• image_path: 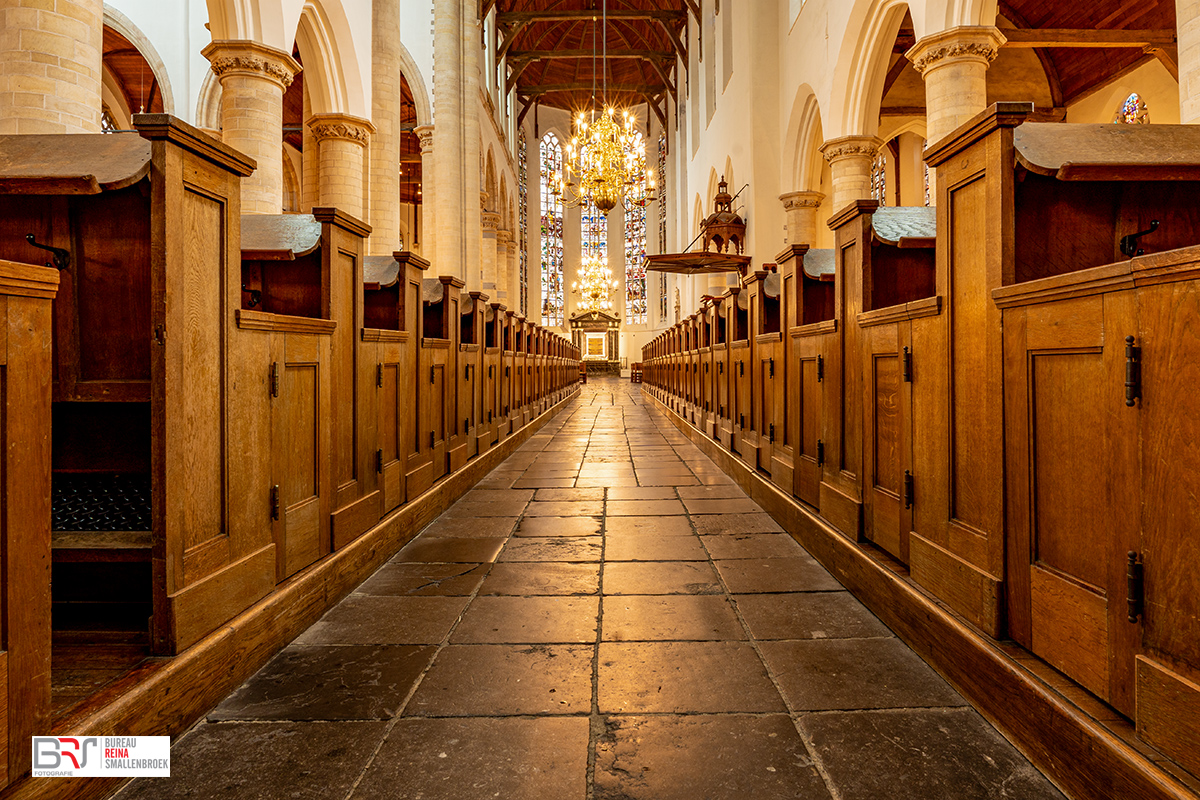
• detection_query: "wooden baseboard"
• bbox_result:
[1,388,580,800]
[648,391,1198,800]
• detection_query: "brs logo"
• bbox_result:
[33,737,99,770]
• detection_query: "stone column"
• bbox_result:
[370,0,402,254]
[481,210,500,294]
[819,136,883,212]
[1180,0,1200,123]
[0,0,103,133]
[906,26,1006,146]
[779,191,826,247]
[502,234,518,306]
[463,7,483,285]
[301,84,318,212]
[433,0,464,277]
[414,124,435,258]
[308,113,374,219]
[203,40,301,214]
[496,229,513,303]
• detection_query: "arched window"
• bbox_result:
[871,151,887,206]
[659,132,668,321]
[518,129,528,317]
[625,136,648,325]
[540,132,564,327]
[1115,92,1149,124]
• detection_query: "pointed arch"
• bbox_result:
[784,86,825,193]
[205,0,287,48]
[294,0,366,117]
[830,0,914,138]
[103,7,176,116]
[394,40,432,127]
[924,0,998,30]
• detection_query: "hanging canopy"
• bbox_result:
[645,251,751,276]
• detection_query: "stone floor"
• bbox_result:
[117,377,1066,800]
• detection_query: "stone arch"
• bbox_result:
[195,70,222,130]
[498,172,508,226]
[395,41,432,127]
[693,193,705,238]
[784,87,825,193]
[294,0,367,117]
[205,0,288,48]
[924,0,998,30]
[103,7,176,116]
[485,148,497,211]
[830,0,914,138]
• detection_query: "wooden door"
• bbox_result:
[376,341,405,513]
[1005,292,1139,714]
[273,332,331,580]
[793,335,825,508]
[758,340,780,474]
[430,358,448,480]
[862,322,912,563]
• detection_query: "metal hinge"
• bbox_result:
[270,362,280,398]
[270,485,280,521]
[739,413,745,428]
[376,364,384,388]
[430,365,436,384]
[489,365,494,378]
[1125,336,1142,407]
[1127,552,1144,623]
[739,360,744,377]
[488,410,493,422]
[505,366,510,377]
[904,471,914,509]
[769,423,776,443]
[768,358,775,378]
[376,449,384,473]
[816,355,824,383]
[816,439,825,466]
[429,431,435,448]
[902,347,912,383]
[464,418,470,434]
[465,364,472,381]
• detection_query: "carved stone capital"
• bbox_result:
[480,191,490,212]
[819,135,884,165]
[496,228,513,244]
[482,212,501,231]
[779,190,826,210]
[414,124,435,154]
[307,113,375,145]
[905,26,1007,76]
[202,40,301,90]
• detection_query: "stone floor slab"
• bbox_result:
[500,537,603,562]
[355,562,488,597]
[692,512,784,534]
[395,537,507,563]
[606,499,687,516]
[594,715,830,800]
[701,533,807,560]
[602,595,746,641]
[353,717,590,800]
[407,644,593,716]
[451,596,599,643]
[715,557,844,593]
[798,707,1066,800]
[604,561,722,595]
[682,497,762,515]
[735,592,894,640]
[418,516,519,539]
[514,516,603,537]
[604,534,708,561]
[598,641,786,713]
[604,516,696,537]
[295,595,469,646]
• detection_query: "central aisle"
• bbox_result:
[118,377,1064,800]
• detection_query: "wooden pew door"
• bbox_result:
[1004,293,1139,715]
[861,320,913,563]
[376,339,406,513]
[793,333,825,508]
[272,332,332,580]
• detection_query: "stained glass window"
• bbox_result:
[540,132,564,327]
[625,143,648,325]
[582,199,607,265]
[518,129,528,317]
[1115,92,1149,124]
[871,151,887,206]
[659,132,668,322]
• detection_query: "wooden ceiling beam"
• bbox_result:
[497,10,685,24]
[497,20,529,59]
[1002,29,1176,48]
[518,83,662,98]
[508,48,675,63]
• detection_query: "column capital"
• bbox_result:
[202,40,301,90]
[414,124,435,153]
[905,26,1007,77]
[307,113,375,145]
[779,190,826,210]
[482,211,501,231]
[819,135,883,165]
[496,228,513,244]
[480,191,491,211]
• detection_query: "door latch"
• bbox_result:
[769,423,776,443]
[376,363,384,388]
[270,362,280,398]
[270,485,280,521]
[768,358,775,378]
[376,449,384,473]
[902,347,913,383]
[816,439,825,466]
[816,355,824,383]
[1125,336,1141,407]
[904,471,914,509]
[1127,551,1144,623]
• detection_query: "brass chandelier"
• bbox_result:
[572,251,618,313]
[551,0,656,215]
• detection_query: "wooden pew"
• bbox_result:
[711,293,733,450]
[412,275,464,491]
[745,266,786,480]
[363,251,426,514]
[0,116,258,659]
[698,299,717,439]
[929,106,1200,769]
[781,245,836,509]
[500,309,516,438]
[0,260,58,786]
[484,303,505,445]
[728,287,752,461]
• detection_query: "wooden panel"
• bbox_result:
[0,653,8,788]
[333,249,357,490]
[948,175,989,532]
[909,533,1002,638]
[872,354,902,496]
[1031,566,1109,699]
[178,189,225,552]
[280,359,321,579]
[166,544,274,654]
[794,340,822,508]
[1136,656,1200,779]
[331,491,381,550]
[1138,281,1200,669]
